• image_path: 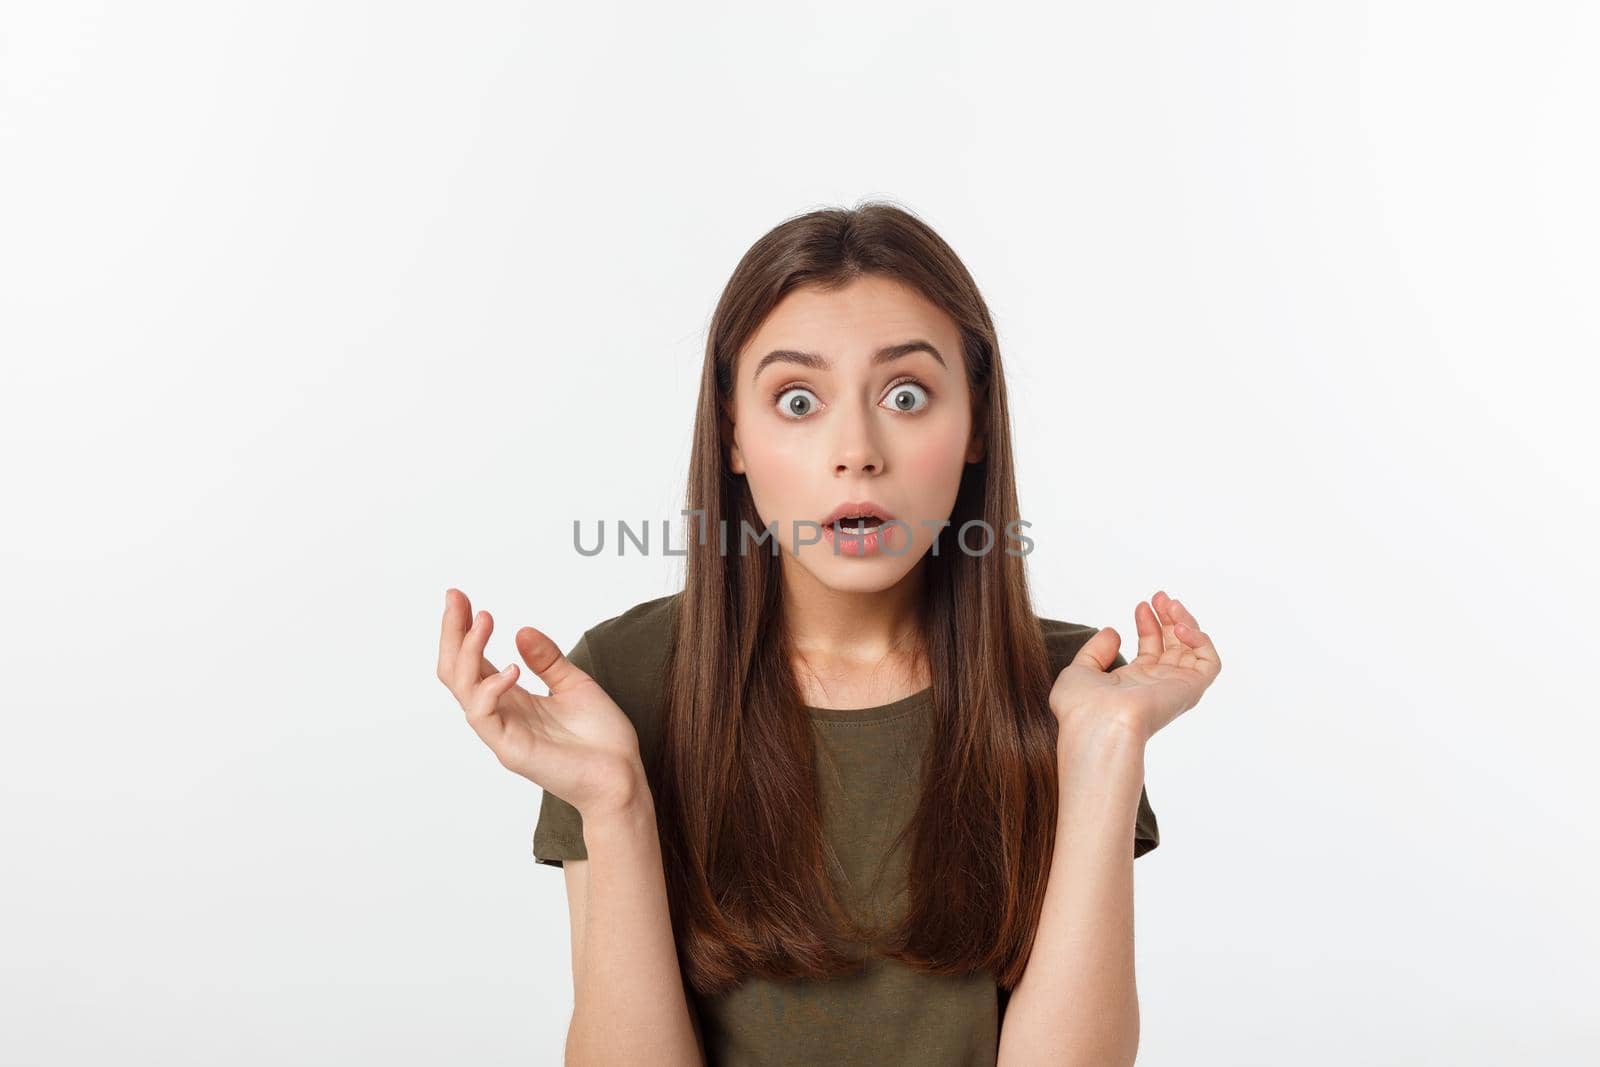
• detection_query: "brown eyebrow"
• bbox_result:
[751,339,948,384]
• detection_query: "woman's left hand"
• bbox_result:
[1049,590,1222,746]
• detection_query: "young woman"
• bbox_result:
[436,202,1222,1066]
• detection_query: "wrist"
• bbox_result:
[580,781,661,860]
[578,756,653,825]
[1058,712,1147,774]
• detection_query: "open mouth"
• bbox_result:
[818,502,894,554]
[829,515,885,533]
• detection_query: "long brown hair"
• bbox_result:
[651,200,1059,997]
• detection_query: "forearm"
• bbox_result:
[997,722,1147,1067]
[567,777,703,1066]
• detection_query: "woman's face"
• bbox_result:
[727,274,984,595]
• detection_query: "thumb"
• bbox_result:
[1070,626,1123,673]
[514,626,592,694]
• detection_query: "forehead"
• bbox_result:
[738,275,961,374]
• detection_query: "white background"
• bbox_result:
[3,2,1597,1064]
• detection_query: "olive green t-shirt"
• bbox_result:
[532,592,1160,1066]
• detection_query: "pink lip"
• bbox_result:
[820,521,896,557]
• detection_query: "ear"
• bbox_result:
[719,398,745,475]
[965,402,987,463]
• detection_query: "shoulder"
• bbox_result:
[1036,613,1129,674]
[576,590,680,670]
[571,591,681,754]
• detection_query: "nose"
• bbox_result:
[832,401,884,476]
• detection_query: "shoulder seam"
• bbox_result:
[582,623,610,692]
[1039,615,1097,636]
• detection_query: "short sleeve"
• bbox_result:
[1134,784,1160,858]
[531,629,599,868]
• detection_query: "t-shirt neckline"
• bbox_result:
[804,686,932,723]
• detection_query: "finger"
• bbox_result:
[437,587,473,684]
[474,650,534,717]
[453,609,495,693]
[1150,590,1183,650]
[466,661,520,737]
[1133,600,1164,660]
[1168,595,1201,631]
[1169,598,1221,672]
[515,625,592,695]
[1069,626,1122,672]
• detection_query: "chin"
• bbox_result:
[794,552,923,595]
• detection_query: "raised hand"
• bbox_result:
[1049,590,1222,745]
[436,588,644,818]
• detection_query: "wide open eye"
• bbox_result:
[882,380,930,414]
[775,386,821,419]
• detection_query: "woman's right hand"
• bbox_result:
[437,588,644,818]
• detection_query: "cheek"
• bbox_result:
[742,429,810,480]
[904,419,971,495]
[738,422,812,509]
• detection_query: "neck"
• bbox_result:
[778,556,928,661]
